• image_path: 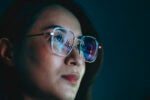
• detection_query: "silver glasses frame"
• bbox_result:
[26,26,101,63]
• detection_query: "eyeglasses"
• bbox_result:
[26,26,102,63]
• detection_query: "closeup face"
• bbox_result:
[16,5,85,100]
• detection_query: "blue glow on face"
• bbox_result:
[58,44,64,53]
[51,27,99,62]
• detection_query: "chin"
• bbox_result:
[55,92,76,100]
[59,96,75,100]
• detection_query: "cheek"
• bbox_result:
[26,41,49,65]
[19,40,63,88]
[80,64,86,80]
[24,38,54,68]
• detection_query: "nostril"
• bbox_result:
[70,62,76,65]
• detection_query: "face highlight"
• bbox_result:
[16,5,85,100]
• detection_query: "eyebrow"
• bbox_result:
[42,24,63,31]
[25,25,61,37]
[42,24,82,38]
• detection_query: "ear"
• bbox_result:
[0,38,14,66]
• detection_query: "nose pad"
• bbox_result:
[64,47,84,66]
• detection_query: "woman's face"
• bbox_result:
[16,5,85,100]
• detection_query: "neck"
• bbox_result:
[22,93,61,100]
[23,95,36,100]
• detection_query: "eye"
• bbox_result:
[77,40,84,49]
[80,42,86,51]
[54,31,64,43]
[55,34,63,42]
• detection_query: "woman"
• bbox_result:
[0,0,103,100]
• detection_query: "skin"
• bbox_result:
[14,5,86,100]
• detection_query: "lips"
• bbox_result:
[62,74,79,85]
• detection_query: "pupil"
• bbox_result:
[55,34,63,43]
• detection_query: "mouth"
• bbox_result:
[62,74,79,85]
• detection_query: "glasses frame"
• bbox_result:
[26,26,101,63]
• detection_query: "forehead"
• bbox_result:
[29,5,82,37]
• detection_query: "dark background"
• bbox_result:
[0,0,150,100]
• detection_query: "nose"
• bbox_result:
[64,47,84,66]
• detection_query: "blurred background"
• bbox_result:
[0,0,150,100]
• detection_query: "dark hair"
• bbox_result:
[0,0,103,100]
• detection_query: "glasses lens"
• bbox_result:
[51,28,74,56]
[80,36,98,62]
